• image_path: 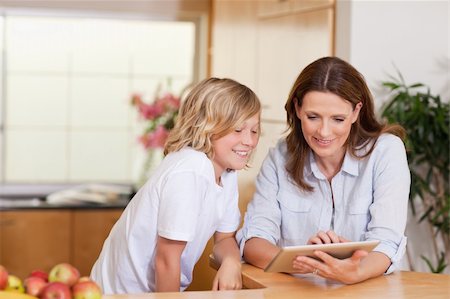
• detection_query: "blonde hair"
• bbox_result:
[164,78,261,158]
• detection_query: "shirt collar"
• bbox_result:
[306,149,360,179]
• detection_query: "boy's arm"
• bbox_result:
[212,231,242,290]
[243,237,281,269]
[155,236,187,292]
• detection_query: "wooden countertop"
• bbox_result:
[103,263,450,298]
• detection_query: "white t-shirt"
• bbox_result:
[90,147,241,294]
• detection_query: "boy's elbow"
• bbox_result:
[155,252,178,273]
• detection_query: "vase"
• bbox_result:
[136,148,164,188]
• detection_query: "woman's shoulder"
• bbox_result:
[272,138,288,156]
[359,133,407,162]
[259,138,288,171]
[375,133,405,149]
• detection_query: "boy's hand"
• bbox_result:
[212,257,242,290]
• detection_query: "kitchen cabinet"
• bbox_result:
[257,0,333,18]
[0,210,71,279]
[257,8,334,121]
[0,208,122,278]
[72,209,122,276]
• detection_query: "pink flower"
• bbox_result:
[139,102,164,120]
[131,93,143,106]
[131,89,180,149]
[156,93,181,112]
[139,125,169,149]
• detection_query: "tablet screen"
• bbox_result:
[264,240,380,273]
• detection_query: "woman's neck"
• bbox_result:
[314,150,346,182]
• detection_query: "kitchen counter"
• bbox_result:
[0,183,132,210]
[0,197,130,210]
[102,263,450,298]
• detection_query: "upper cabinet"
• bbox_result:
[257,0,333,18]
[257,8,334,121]
[211,0,334,122]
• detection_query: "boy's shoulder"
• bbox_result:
[165,147,211,172]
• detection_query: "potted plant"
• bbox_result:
[381,72,449,273]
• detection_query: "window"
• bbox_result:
[0,14,195,184]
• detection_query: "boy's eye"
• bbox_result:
[235,128,242,132]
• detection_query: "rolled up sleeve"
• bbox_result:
[236,146,283,257]
[365,135,411,274]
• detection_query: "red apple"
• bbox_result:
[40,282,71,299]
[0,265,8,290]
[29,269,49,282]
[48,263,80,286]
[72,280,102,299]
[24,276,47,297]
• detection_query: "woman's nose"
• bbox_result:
[318,121,331,136]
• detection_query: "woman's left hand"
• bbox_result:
[212,257,242,290]
[293,249,368,284]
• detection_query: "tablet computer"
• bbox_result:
[264,240,380,273]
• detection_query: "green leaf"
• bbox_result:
[382,70,449,273]
[409,83,425,89]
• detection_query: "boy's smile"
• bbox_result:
[211,113,260,184]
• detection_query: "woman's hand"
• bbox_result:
[212,256,242,290]
[293,249,368,284]
[307,230,349,245]
[291,230,349,274]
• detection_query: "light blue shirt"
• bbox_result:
[237,134,410,273]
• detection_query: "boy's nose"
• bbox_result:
[242,131,257,146]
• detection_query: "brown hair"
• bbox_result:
[284,56,404,191]
[164,77,261,159]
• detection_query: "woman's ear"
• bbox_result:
[352,102,363,123]
[294,98,302,119]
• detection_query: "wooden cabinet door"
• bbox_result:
[72,209,123,276]
[257,8,334,122]
[0,210,71,279]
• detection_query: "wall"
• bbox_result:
[335,0,449,273]
[336,0,449,107]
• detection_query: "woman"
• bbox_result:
[237,57,410,284]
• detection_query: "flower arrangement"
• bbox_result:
[131,90,181,149]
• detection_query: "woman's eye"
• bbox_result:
[235,128,242,132]
[334,118,345,122]
[307,116,317,120]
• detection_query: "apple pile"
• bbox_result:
[0,263,102,299]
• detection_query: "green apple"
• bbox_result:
[5,275,24,293]
[48,263,80,287]
[72,280,102,299]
